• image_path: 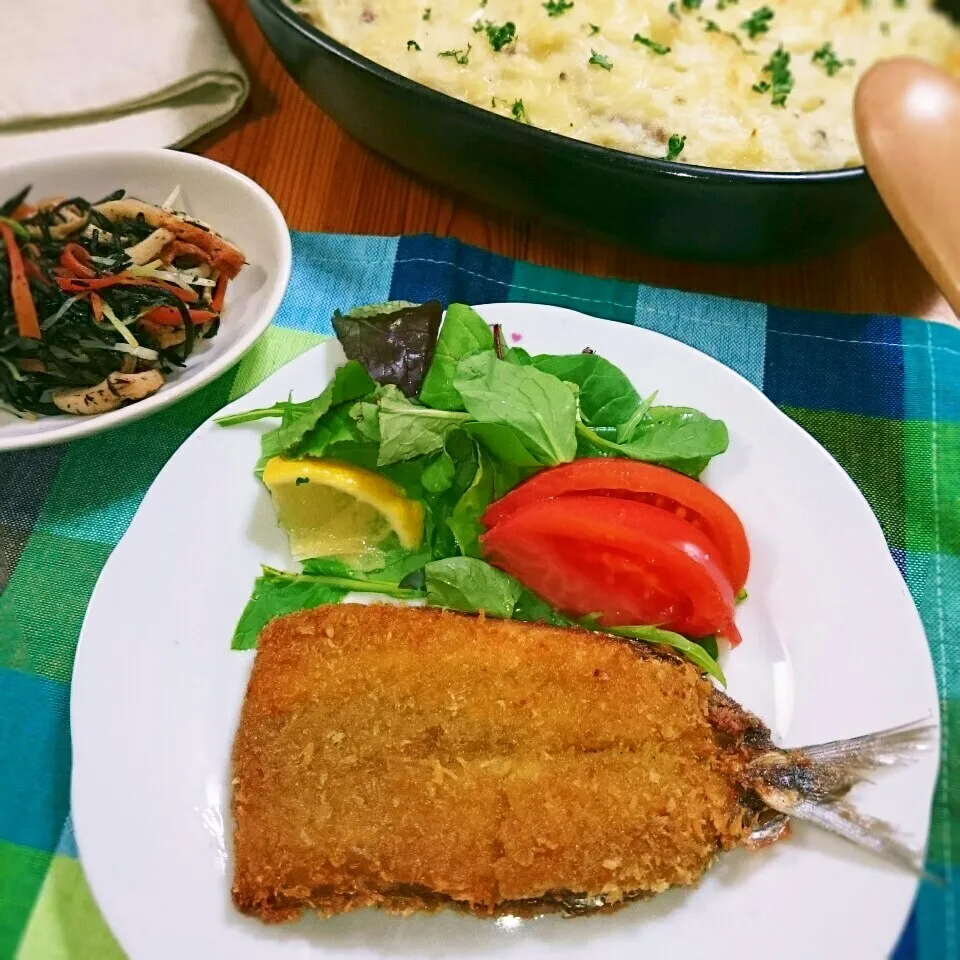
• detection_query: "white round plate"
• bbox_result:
[71,304,939,960]
[0,148,291,451]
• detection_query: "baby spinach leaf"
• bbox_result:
[448,447,495,557]
[454,351,577,465]
[424,557,523,618]
[422,448,456,493]
[615,389,657,442]
[419,303,494,410]
[532,353,641,426]
[576,405,728,477]
[231,572,347,650]
[377,398,471,465]
[607,625,726,684]
[462,421,542,467]
[513,589,578,626]
[333,300,443,397]
[503,345,533,366]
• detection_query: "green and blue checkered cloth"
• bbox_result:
[1,233,958,959]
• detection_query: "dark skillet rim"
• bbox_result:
[258,0,869,187]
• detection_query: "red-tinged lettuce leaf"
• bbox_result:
[332,300,443,397]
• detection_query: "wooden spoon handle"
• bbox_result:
[855,58,960,319]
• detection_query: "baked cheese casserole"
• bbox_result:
[294,0,960,171]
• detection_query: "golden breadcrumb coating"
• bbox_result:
[231,604,753,922]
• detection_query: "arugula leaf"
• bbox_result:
[424,557,523,618]
[454,351,577,465]
[332,300,442,397]
[377,398,471,466]
[532,353,641,427]
[244,361,376,472]
[576,406,728,477]
[448,447,495,557]
[608,625,726,684]
[231,572,347,650]
[420,303,495,410]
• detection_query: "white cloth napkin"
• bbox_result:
[0,0,250,165]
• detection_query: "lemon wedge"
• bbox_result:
[261,457,424,562]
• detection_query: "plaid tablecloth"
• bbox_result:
[1,233,958,959]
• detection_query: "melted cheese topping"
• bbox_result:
[296,0,960,171]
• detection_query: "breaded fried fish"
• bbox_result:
[231,604,931,922]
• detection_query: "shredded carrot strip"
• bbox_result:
[1,223,41,339]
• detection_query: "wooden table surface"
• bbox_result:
[201,0,957,326]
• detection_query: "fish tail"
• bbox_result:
[744,720,938,878]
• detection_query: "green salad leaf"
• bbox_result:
[230,570,348,650]
[577,405,728,477]
[448,447,495,557]
[376,397,470,465]
[462,421,542,467]
[424,557,523,618]
[532,352,641,426]
[422,448,457,493]
[419,303,494,410]
[608,625,726,684]
[454,351,578,465]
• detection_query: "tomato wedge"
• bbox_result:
[482,458,750,592]
[481,494,740,644]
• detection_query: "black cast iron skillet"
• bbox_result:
[248,0,960,263]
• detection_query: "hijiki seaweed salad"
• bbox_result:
[0,186,246,419]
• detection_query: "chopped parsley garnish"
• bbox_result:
[879,20,891,34]
[811,42,854,76]
[665,134,686,160]
[893,0,906,6]
[702,18,721,31]
[740,6,774,38]
[407,40,421,51]
[588,23,601,34]
[438,44,471,65]
[717,0,739,8]
[859,0,872,7]
[588,49,613,70]
[666,133,687,160]
[682,0,703,8]
[511,99,531,122]
[668,1,680,17]
[543,0,574,15]
[485,21,517,51]
[634,34,671,54]
[753,45,793,106]
[422,7,431,20]
[295,477,310,486]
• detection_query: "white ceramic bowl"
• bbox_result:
[0,148,291,451]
